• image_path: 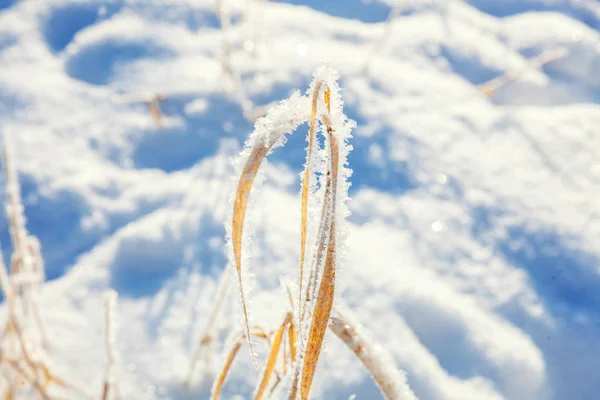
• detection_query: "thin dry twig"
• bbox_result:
[147,93,166,126]
[329,308,417,400]
[186,266,233,386]
[477,47,569,96]
[102,290,120,400]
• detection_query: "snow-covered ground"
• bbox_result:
[0,0,599,398]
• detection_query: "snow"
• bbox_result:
[0,0,599,399]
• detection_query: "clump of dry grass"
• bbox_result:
[0,137,83,399]
[187,66,417,400]
[0,137,119,400]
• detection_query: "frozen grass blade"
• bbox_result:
[288,319,297,365]
[210,328,269,400]
[292,65,356,400]
[0,249,13,315]
[298,81,322,333]
[26,237,49,351]
[289,80,338,400]
[230,93,309,367]
[282,329,288,376]
[301,154,333,324]
[299,111,339,400]
[330,308,417,400]
[232,143,270,368]
[2,137,31,276]
[2,137,48,349]
[254,313,292,400]
[284,283,297,365]
[210,335,243,400]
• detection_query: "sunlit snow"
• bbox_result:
[0,0,599,399]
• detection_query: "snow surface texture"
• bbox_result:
[0,0,599,399]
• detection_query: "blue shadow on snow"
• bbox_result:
[0,0,15,12]
[66,38,175,86]
[471,205,600,321]
[253,76,418,196]
[464,0,599,30]
[0,174,94,281]
[271,0,391,23]
[132,94,252,172]
[110,212,227,298]
[43,2,122,53]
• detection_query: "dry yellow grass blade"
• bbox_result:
[147,93,165,126]
[211,336,243,400]
[289,83,336,400]
[301,86,333,322]
[329,311,416,400]
[282,330,288,376]
[231,89,313,367]
[6,309,58,392]
[284,283,296,367]
[254,313,291,400]
[301,158,333,325]
[232,143,272,367]
[298,81,322,327]
[101,382,109,400]
[5,360,50,400]
[211,329,270,400]
[299,121,339,400]
[288,323,297,364]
